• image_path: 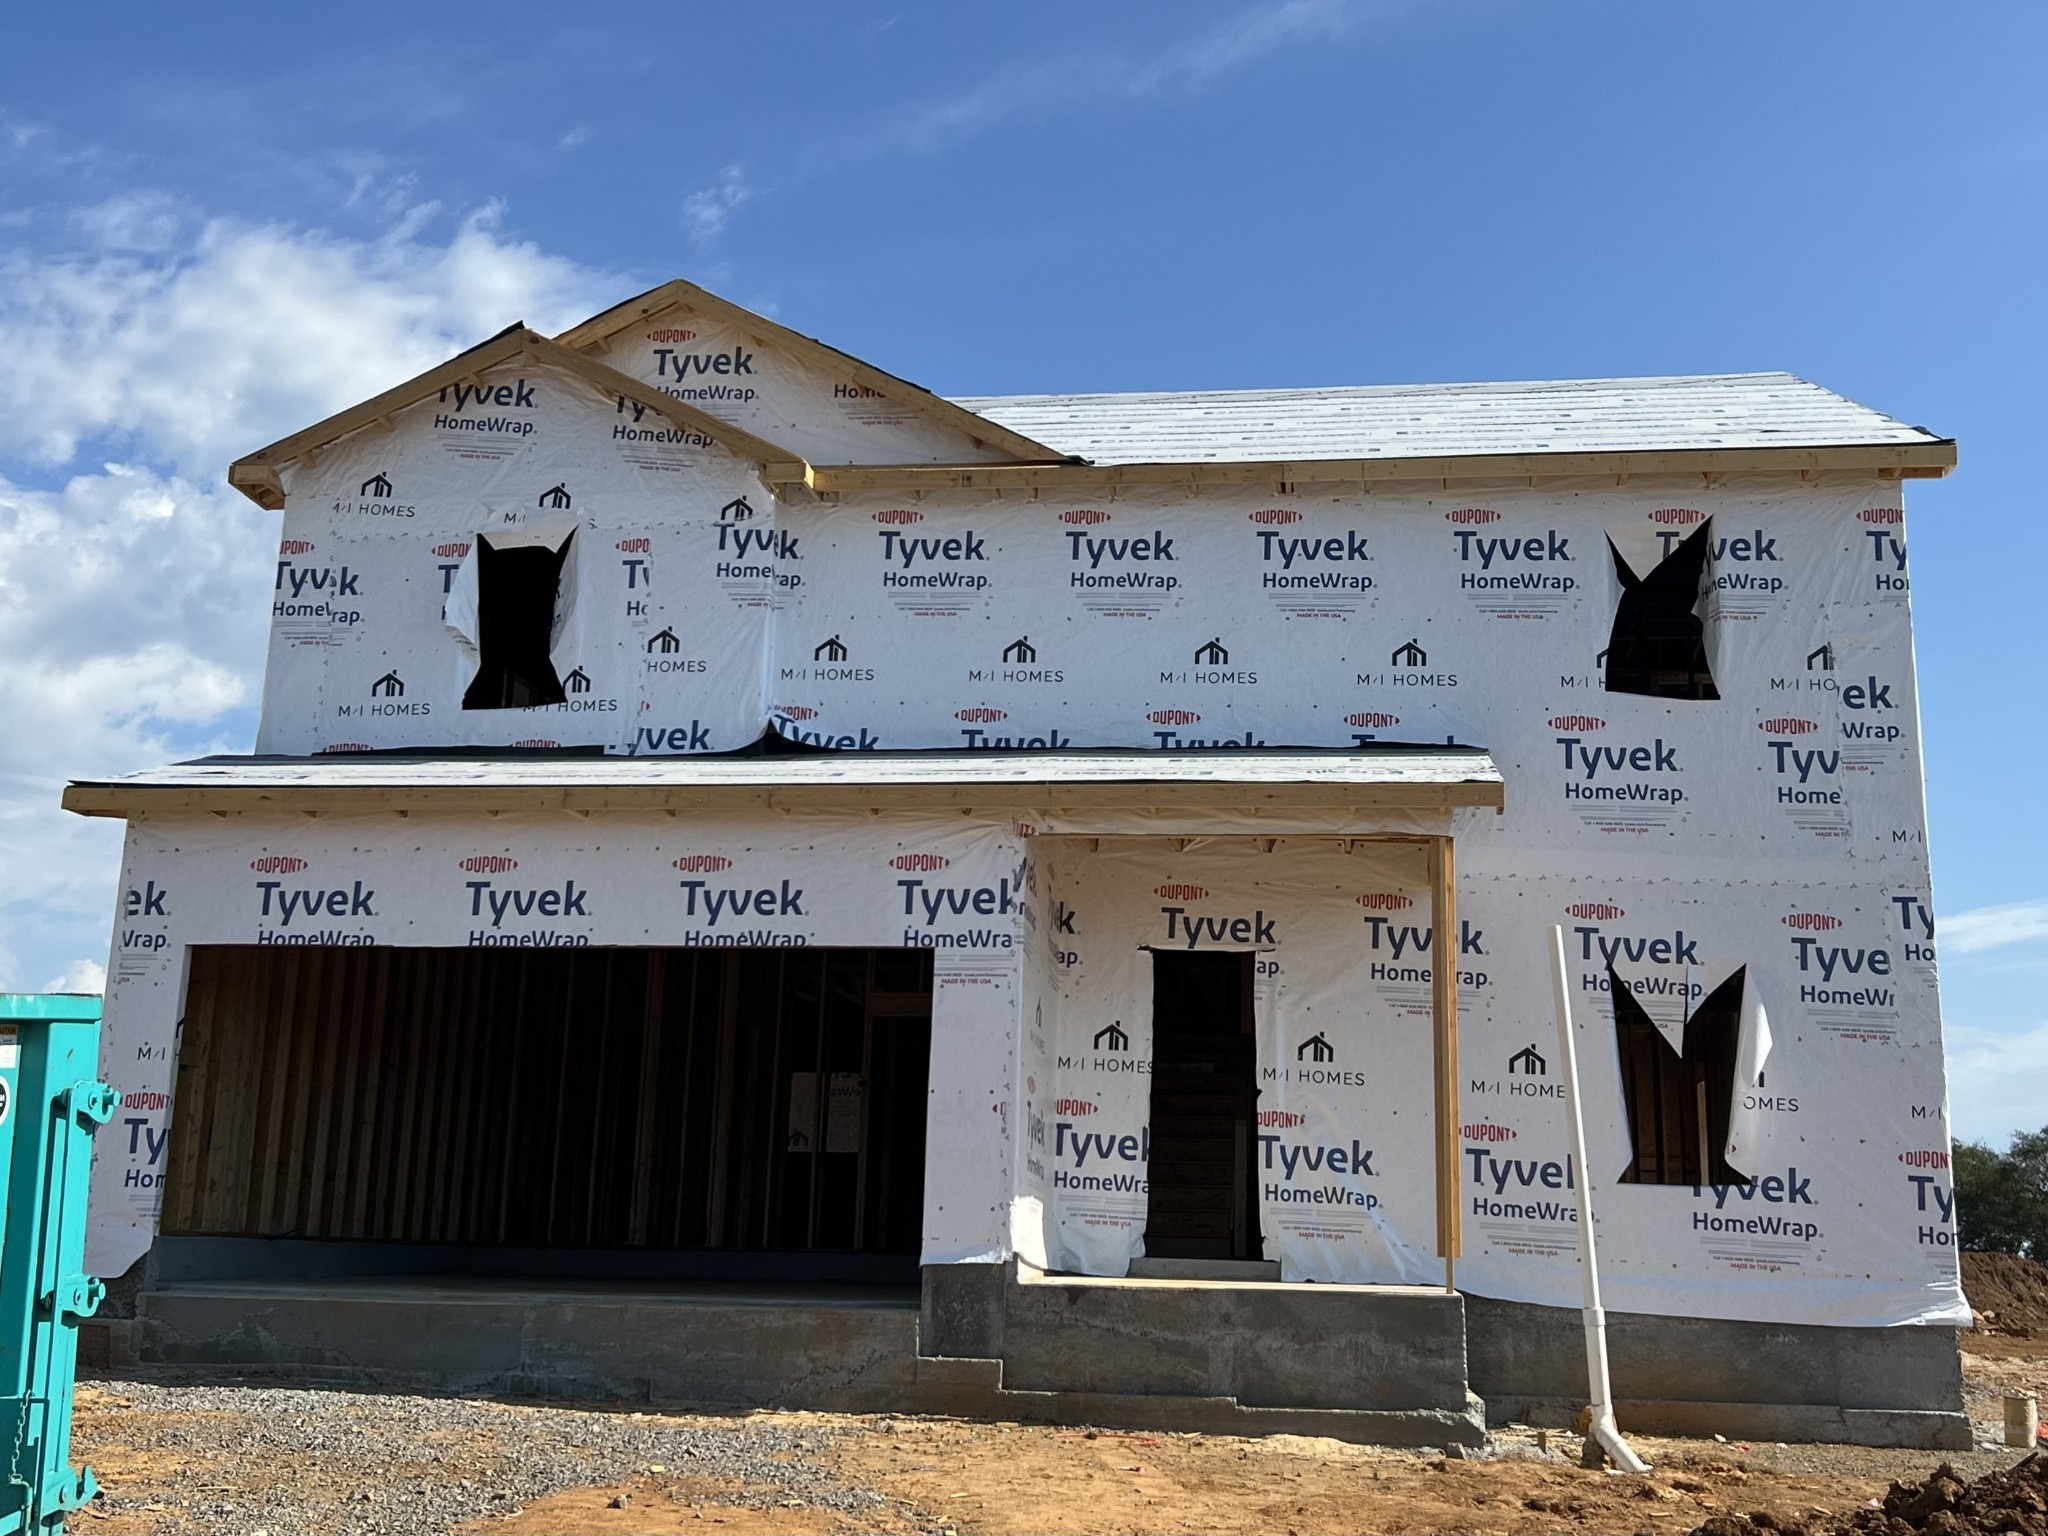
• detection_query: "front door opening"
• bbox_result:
[1144,950,1261,1261]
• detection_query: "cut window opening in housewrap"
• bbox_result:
[1612,964,1750,1188]
[462,530,572,710]
[1604,520,1720,701]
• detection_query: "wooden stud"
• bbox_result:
[1429,836,1463,1279]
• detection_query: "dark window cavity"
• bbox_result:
[1604,520,1719,700]
[1612,965,1750,1187]
[463,531,572,710]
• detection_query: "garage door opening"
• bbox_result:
[160,946,932,1280]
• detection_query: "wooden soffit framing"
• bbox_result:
[226,326,816,510]
[794,439,1958,495]
[554,279,1076,467]
[64,779,1501,819]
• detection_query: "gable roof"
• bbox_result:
[554,279,1072,465]
[952,372,1954,468]
[227,325,813,509]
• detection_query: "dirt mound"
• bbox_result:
[1964,1251,2048,1337]
[1691,1454,2048,1536]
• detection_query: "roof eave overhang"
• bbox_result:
[555,279,1077,466]
[62,776,1504,820]
[226,327,817,510]
[797,439,1958,494]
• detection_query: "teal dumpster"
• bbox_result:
[0,995,118,1534]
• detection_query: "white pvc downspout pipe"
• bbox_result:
[1549,925,1650,1475]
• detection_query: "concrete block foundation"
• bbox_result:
[94,1250,1969,1450]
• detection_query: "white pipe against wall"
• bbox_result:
[1548,924,1650,1475]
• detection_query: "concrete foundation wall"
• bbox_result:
[1464,1294,1970,1449]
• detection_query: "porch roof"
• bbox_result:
[62,747,1504,818]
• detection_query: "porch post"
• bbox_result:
[1428,835,1463,1291]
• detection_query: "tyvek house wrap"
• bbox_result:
[128,330,1960,1328]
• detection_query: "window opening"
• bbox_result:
[1612,965,1749,1187]
[463,530,572,709]
[1604,520,1719,700]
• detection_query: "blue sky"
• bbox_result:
[1,2,2042,1141]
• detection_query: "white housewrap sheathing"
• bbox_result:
[79,291,1964,1335]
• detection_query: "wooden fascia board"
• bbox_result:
[555,279,1073,465]
[227,328,532,507]
[803,440,1958,493]
[62,779,1505,819]
[224,329,814,509]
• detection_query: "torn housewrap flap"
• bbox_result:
[441,509,583,672]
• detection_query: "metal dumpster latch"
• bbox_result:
[61,1081,119,1128]
[42,1276,104,1325]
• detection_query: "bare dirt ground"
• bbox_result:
[65,1342,2043,1536]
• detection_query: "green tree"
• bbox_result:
[1953,1128,2048,1257]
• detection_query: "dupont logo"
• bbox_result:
[510,738,559,749]
[1248,508,1302,525]
[1858,507,1904,525]
[432,542,471,559]
[645,328,697,344]
[1761,718,1819,734]
[251,856,309,874]
[1258,1110,1307,1128]
[1650,508,1706,525]
[1059,509,1110,525]
[890,853,950,872]
[1345,711,1400,729]
[1548,715,1605,732]
[1463,1121,1518,1143]
[458,855,517,874]
[616,537,651,554]
[1565,901,1625,920]
[1147,709,1200,725]
[955,707,1007,723]
[1783,913,1843,932]
[317,743,371,753]
[1444,508,1501,525]
[672,855,734,873]
[1355,893,1415,911]
[774,705,818,721]
[278,539,314,555]
[1899,1149,1951,1170]
[1154,883,1209,901]
[872,508,923,525]
[1054,1098,1099,1117]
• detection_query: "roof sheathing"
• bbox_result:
[950,372,1951,466]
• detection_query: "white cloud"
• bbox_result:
[0,206,618,988]
[1131,0,1368,93]
[1946,1017,2048,1145]
[1940,898,2048,955]
[827,0,1384,163]
[0,201,615,475]
[42,958,106,994]
[683,167,751,246]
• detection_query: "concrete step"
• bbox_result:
[1126,1258,1281,1282]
